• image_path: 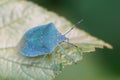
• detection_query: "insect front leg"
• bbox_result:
[52,50,63,75]
[58,45,76,64]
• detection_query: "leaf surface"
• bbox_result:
[0,0,112,80]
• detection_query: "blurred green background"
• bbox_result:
[30,0,120,80]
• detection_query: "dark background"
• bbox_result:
[30,0,120,80]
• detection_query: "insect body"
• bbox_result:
[20,23,67,57]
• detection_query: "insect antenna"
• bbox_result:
[63,19,83,35]
[63,19,84,59]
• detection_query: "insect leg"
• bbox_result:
[29,54,47,66]
[64,41,83,58]
[52,50,57,74]
[58,45,76,64]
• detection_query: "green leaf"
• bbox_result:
[0,0,112,80]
